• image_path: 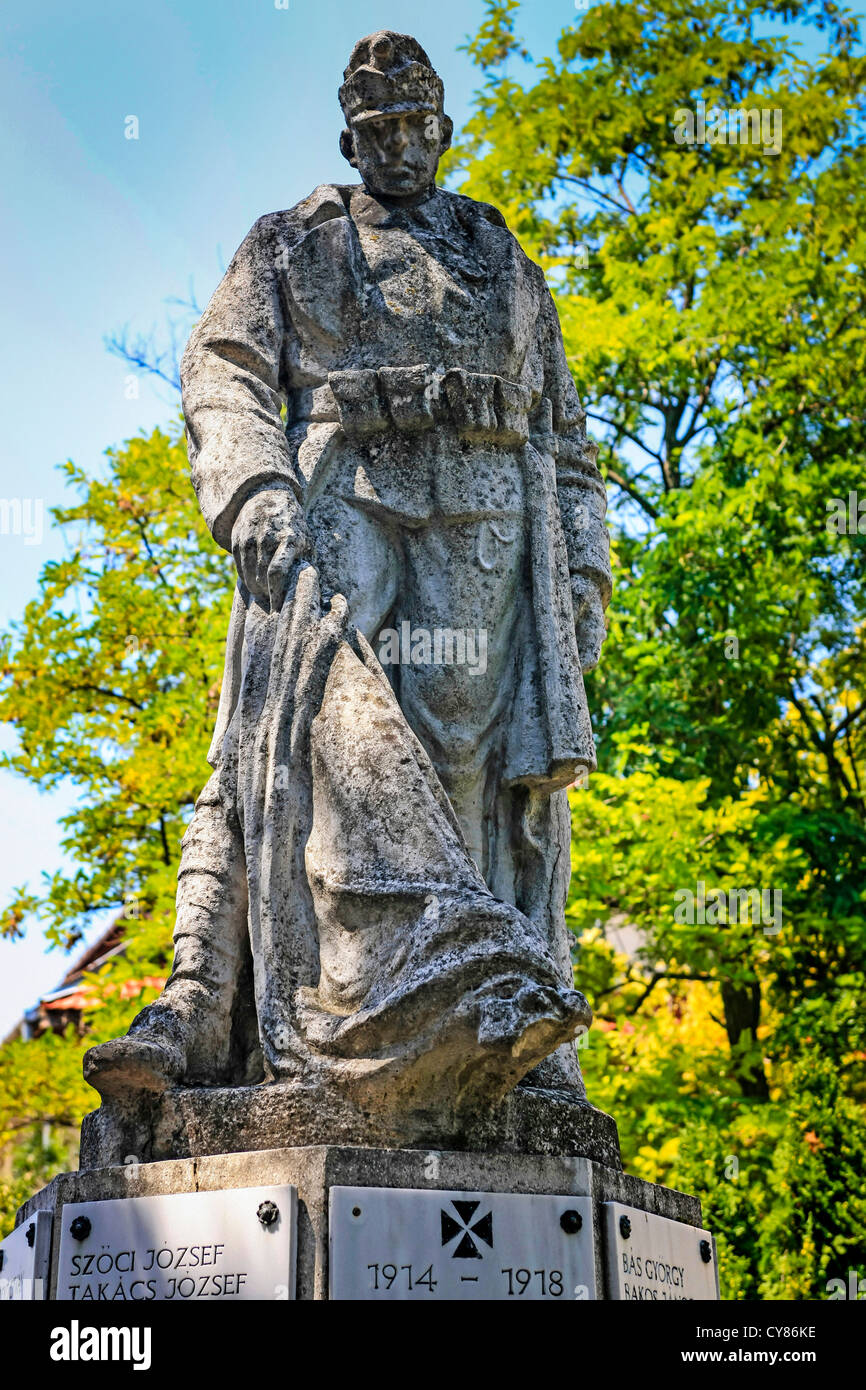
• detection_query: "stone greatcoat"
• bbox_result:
[172,181,611,1114]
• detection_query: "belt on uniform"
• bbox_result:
[292,366,534,446]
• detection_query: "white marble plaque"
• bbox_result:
[56,1185,297,1302]
[330,1187,596,1300]
[0,1210,52,1300]
[603,1203,719,1301]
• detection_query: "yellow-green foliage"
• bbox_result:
[0,426,233,1223]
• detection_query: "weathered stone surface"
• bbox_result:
[81,29,613,1159]
[17,1145,700,1301]
[17,44,714,1296]
[79,1083,621,1170]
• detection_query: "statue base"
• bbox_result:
[16,1142,708,1301]
[78,1080,623,1170]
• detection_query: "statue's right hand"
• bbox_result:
[231,487,312,611]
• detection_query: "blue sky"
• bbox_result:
[0,0,566,1034]
[0,0,862,1034]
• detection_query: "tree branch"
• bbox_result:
[69,684,144,711]
[605,467,660,521]
[584,411,664,464]
[559,174,633,217]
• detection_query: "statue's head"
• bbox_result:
[339,31,453,204]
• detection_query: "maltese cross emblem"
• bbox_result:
[440,1200,494,1259]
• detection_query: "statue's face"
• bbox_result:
[346,110,450,202]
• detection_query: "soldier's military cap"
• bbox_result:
[339,30,444,124]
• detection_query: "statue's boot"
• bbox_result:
[83,1016,186,1099]
[84,773,251,1099]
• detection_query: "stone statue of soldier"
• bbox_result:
[85,31,611,1142]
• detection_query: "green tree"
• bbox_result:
[450,0,866,1295]
[0,427,234,950]
[0,428,234,1220]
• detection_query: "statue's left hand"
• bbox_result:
[571,574,607,673]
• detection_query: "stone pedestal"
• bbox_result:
[16,1142,706,1301]
[79,1082,622,1170]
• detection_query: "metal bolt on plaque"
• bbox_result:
[69,1215,91,1241]
[257,1200,279,1227]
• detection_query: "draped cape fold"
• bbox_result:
[216,549,589,1090]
